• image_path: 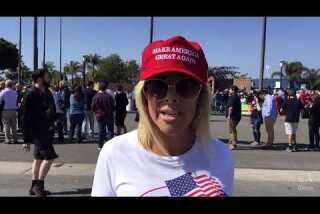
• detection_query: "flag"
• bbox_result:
[165,173,227,197]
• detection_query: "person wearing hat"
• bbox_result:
[92,36,234,197]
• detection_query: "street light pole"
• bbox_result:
[33,16,38,71]
[149,16,154,44]
[43,17,46,69]
[83,56,86,88]
[259,16,267,90]
[59,17,62,80]
[18,17,22,84]
[280,61,284,89]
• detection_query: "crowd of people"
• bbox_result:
[0,73,132,196]
[217,86,320,152]
[0,78,132,148]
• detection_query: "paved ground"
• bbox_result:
[1,113,319,170]
[0,112,319,196]
[2,164,320,196]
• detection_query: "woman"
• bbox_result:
[115,85,129,135]
[250,92,263,146]
[69,85,85,143]
[92,36,234,197]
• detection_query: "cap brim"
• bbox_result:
[142,67,205,84]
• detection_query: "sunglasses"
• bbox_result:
[143,78,202,99]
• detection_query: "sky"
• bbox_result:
[1,16,320,79]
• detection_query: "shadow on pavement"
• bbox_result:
[218,138,313,151]
[210,119,227,122]
[50,188,92,196]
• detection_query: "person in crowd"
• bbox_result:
[246,91,254,104]
[92,36,234,196]
[0,81,6,133]
[115,85,129,135]
[15,83,24,132]
[306,92,320,151]
[281,89,303,152]
[52,84,66,143]
[105,81,115,98]
[104,81,115,139]
[69,85,85,143]
[226,85,241,150]
[91,81,115,150]
[274,93,282,114]
[126,89,134,112]
[22,69,58,197]
[299,89,307,106]
[240,92,246,103]
[250,91,263,146]
[60,81,71,135]
[0,80,18,144]
[222,89,229,113]
[83,81,97,139]
[258,89,278,149]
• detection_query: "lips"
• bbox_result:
[159,109,180,123]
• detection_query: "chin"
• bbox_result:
[158,124,186,136]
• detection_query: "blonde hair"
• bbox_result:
[134,80,212,154]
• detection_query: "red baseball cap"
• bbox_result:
[140,36,208,84]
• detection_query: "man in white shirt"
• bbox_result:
[0,80,18,144]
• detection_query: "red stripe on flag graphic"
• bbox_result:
[186,175,226,197]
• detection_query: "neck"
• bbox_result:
[151,129,195,156]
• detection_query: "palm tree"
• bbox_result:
[301,68,320,89]
[283,61,307,88]
[85,53,101,81]
[271,71,283,79]
[64,60,81,85]
[44,61,55,73]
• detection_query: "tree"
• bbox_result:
[0,38,18,70]
[20,62,32,84]
[1,61,31,84]
[124,60,140,84]
[64,60,81,85]
[282,61,307,88]
[208,66,240,80]
[301,68,320,90]
[44,61,56,73]
[97,54,126,83]
[271,71,284,79]
[85,53,101,81]
[42,61,59,84]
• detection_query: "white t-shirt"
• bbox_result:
[91,130,234,197]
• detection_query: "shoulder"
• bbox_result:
[210,138,233,162]
[198,138,234,169]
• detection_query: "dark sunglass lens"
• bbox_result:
[176,79,201,98]
[144,80,167,98]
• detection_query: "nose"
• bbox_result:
[164,85,179,103]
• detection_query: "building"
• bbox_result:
[252,78,290,90]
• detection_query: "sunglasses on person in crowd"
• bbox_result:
[143,78,202,99]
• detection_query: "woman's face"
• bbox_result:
[145,73,201,137]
